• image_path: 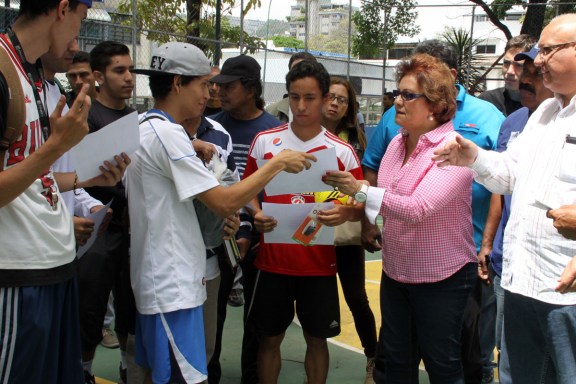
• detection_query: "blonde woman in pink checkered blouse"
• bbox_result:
[323,54,478,384]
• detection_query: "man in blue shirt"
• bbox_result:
[363,40,505,384]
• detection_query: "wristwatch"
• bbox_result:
[354,183,369,203]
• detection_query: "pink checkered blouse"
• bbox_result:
[377,121,477,283]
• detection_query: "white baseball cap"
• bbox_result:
[131,42,211,77]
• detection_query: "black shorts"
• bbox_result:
[249,270,340,339]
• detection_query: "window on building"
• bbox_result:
[505,14,521,21]
[388,47,414,60]
[476,45,496,54]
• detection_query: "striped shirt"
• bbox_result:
[472,95,576,305]
[364,121,477,284]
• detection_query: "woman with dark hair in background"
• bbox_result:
[321,77,377,384]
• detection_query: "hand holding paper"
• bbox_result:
[257,148,336,195]
[322,170,364,196]
[69,111,139,180]
[546,205,576,240]
[76,200,114,259]
[79,153,131,188]
[262,202,334,245]
[254,210,278,233]
[272,149,317,174]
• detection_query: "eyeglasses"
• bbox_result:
[395,90,425,102]
[536,41,576,57]
[329,93,349,105]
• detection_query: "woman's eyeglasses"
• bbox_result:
[329,93,349,105]
[395,90,425,102]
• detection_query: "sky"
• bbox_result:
[228,0,514,44]
[230,0,363,22]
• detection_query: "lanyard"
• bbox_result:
[6,28,50,142]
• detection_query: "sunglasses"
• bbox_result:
[395,90,425,102]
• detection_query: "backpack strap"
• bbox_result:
[0,45,25,171]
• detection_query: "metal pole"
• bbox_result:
[381,7,389,114]
[346,0,352,79]
[132,0,137,108]
[262,0,273,95]
[304,0,309,51]
[466,5,476,90]
[239,0,244,54]
[215,0,222,65]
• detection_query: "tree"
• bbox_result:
[271,35,303,49]
[254,19,290,38]
[441,27,486,94]
[475,0,576,39]
[117,0,264,58]
[352,0,420,59]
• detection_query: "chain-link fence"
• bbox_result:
[0,0,552,126]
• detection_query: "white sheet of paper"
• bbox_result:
[69,111,139,181]
[76,200,113,259]
[256,147,338,196]
[530,199,553,211]
[262,202,335,245]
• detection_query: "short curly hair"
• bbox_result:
[395,54,457,124]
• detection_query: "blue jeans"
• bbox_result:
[499,290,576,384]
[492,272,504,353]
[374,263,476,384]
[478,267,497,377]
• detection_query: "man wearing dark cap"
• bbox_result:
[208,54,282,384]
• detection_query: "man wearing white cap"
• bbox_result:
[127,42,315,383]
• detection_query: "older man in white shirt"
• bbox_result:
[433,13,576,384]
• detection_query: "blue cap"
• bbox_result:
[514,46,538,61]
[78,0,93,8]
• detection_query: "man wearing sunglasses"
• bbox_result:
[362,39,505,384]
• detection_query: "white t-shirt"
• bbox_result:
[0,40,75,278]
[125,111,219,314]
